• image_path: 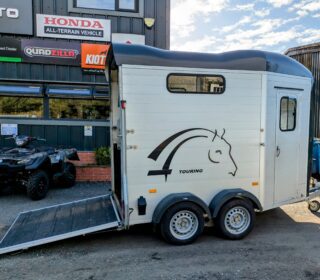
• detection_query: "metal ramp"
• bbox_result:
[0,194,121,255]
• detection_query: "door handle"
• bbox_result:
[276,146,281,157]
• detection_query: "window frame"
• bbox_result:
[70,0,143,17]
[279,96,297,132]
[166,73,226,95]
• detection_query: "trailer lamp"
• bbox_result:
[149,188,157,193]
[137,196,147,215]
[121,100,127,109]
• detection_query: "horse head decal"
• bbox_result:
[207,129,238,177]
[147,128,238,181]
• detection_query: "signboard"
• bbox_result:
[0,38,21,63]
[81,43,110,74]
[21,39,81,66]
[36,14,111,42]
[84,126,93,137]
[112,33,145,45]
[0,0,33,35]
[1,124,18,136]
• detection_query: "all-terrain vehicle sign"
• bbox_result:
[0,135,79,200]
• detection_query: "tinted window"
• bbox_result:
[280,97,296,131]
[167,74,225,94]
[0,97,43,118]
[49,99,109,120]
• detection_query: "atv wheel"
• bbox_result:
[54,162,76,188]
[0,184,14,195]
[26,170,50,200]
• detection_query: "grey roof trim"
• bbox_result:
[109,43,312,79]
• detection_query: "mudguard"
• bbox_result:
[209,188,262,218]
[152,192,212,224]
[25,156,51,170]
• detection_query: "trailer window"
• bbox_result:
[280,97,296,131]
[167,74,225,94]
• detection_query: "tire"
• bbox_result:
[0,184,14,195]
[62,162,76,188]
[308,200,320,213]
[215,199,255,240]
[54,162,76,188]
[159,202,205,245]
[26,170,50,201]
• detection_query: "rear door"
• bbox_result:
[274,90,300,203]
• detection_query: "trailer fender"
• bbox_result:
[152,193,211,224]
[209,189,262,218]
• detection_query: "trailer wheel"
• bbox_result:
[308,200,320,213]
[159,202,204,245]
[26,170,50,201]
[215,199,255,240]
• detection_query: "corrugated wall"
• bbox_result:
[286,44,320,137]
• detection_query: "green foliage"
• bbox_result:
[95,146,111,166]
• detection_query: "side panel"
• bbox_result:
[122,66,263,225]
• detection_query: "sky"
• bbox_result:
[170,0,320,54]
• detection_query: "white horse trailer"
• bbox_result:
[0,44,319,254]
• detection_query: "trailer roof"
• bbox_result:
[109,43,312,79]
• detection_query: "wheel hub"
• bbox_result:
[170,210,199,240]
[224,206,251,234]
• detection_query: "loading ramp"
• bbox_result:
[0,194,122,255]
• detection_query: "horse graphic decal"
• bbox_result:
[147,128,238,181]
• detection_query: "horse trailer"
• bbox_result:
[0,43,319,254]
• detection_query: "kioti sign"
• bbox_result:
[81,43,110,74]
[37,14,111,42]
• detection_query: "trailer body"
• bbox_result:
[108,44,314,228]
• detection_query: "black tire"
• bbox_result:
[54,162,76,188]
[215,199,255,240]
[26,170,50,201]
[0,184,14,195]
[62,162,76,188]
[308,200,320,213]
[159,202,205,245]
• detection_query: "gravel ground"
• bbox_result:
[0,187,319,280]
[0,182,110,238]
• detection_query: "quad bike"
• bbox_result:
[0,135,79,200]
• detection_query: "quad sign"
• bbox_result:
[36,14,111,42]
[21,39,81,66]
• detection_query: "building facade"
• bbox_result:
[286,43,320,137]
[0,0,170,151]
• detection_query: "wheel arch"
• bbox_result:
[210,188,262,218]
[152,192,212,224]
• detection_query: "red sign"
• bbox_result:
[81,43,110,74]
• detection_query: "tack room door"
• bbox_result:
[274,91,300,203]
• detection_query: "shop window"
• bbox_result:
[167,74,225,94]
[49,99,110,120]
[76,0,137,12]
[280,97,297,131]
[0,97,43,118]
